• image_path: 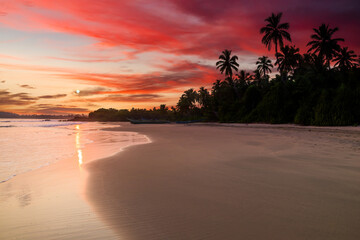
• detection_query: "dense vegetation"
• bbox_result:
[89,13,360,126]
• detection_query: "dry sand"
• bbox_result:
[86,123,360,240]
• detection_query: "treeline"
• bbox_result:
[89,105,176,121]
[88,13,360,126]
[174,67,360,125]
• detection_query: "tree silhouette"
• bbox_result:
[252,69,261,82]
[216,49,239,84]
[256,56,273,79]
[197,87,211,109]
[301,53,327,72]
[275,45,301,75]
[176,88,198,114]
[307,24,344,68]
[236,70,251,85]
[334,47,358,70]
[260,12,291,61]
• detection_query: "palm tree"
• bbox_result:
[301,53,326,72]
[236,70,251,83]
[260,12,292,61]
[334,47,358,70]
[275,45,301,75]
[256,56,273,79]
[253,69,261,80]
[197,87,211,109]
[235,70,252,88]
[307,24,344,68]
[216,49,239,84]
[177,88,198,113]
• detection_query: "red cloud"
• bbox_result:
[3,0,358,57]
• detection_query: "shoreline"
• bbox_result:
[86,123,360,240]
[0,122,149,240]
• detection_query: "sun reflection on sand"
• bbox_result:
[75,125,83,166]
[77,149,83,166]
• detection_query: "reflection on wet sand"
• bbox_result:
[75,125,83,166]
[78,149,83,166]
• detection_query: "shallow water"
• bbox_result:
[0,119,150,182]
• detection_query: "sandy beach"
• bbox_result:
[1,123,360,239]
[86,123,360,240]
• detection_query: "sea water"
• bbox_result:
[0,119,149,183]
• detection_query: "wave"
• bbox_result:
[36,122,81,127]
[0,161,54,184]
[0,122,81,128]
[0,119,42,122]
[0,174,16,183]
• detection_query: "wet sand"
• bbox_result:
[0,122,150,240]
[0,151,119,240]
[86,123,360,240]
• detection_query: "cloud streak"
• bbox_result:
[0,89,37,106]
[31,104,89,114]
[38,94,67,99]
[18,84,35,89]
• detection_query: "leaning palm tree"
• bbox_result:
[275,45,301,75]
[260,12,292,61]
[334,47,358,70]
[307,24,344,68]
[216,49,239,83]
[256,56,273,79]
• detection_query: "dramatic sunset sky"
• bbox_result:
[0,0,359,114]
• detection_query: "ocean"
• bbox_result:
[0,119,149,183]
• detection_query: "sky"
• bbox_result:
[0,0,359,115]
